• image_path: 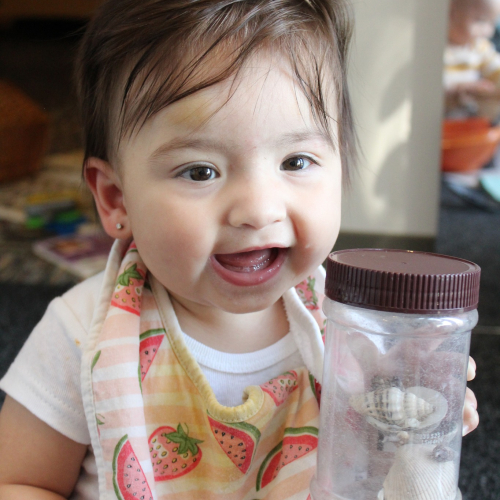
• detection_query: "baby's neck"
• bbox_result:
[170,297,289,354]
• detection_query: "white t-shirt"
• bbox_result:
[0,272,312,499]
[444,38,500,90]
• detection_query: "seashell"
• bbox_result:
[371,375,403,391]
[349,387,435,428]
[405,418,420,428]
[396,431,410,446]
[379,444,458,500]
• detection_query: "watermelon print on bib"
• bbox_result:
[82,240,326,499]
[113,435,153,500]
[207,417,261,474]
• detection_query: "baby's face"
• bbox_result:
[449,4,497,45]
[116,54,342,315]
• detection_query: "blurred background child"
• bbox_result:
[445,0,500,119]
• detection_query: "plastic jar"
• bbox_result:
[310,249,481,500]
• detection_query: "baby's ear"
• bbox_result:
[84,157,132,239]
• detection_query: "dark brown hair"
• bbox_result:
[76,0,356,180]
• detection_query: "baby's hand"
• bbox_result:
[463,356,479,436]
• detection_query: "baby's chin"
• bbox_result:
[207,290,287,315]
[166,282,289,316]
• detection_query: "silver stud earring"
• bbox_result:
[116,223,123,230]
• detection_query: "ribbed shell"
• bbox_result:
[381,444,457,500]
[349,387,434,428]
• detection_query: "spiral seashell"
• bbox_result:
[349,387,435,428]
[380,444,458,500]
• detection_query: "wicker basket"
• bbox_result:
[0,80,49,183]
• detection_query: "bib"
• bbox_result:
[81,240,326,500]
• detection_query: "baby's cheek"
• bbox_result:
[292,220,338,280]
[310,214,340,254]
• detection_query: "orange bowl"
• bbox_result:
[441,118,500,172]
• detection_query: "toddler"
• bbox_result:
[0,0,479,499]
[445,0,500,118]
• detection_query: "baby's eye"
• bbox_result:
[281,156,314,171]
[179,165,218,181]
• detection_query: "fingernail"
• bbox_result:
[462,424,469,436]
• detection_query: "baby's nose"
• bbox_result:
[227,177,287,230]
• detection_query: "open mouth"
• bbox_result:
[211,247,286,286]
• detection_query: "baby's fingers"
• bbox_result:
[462,387,479,436]
[467,356,476,381]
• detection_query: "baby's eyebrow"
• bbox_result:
[275,130,334,149]
[149,129,333,162]
[149,137,231,161]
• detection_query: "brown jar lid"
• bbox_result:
[325,249,481,313]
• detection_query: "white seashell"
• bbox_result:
[349,387,435,428]
[404,418,420,429]
[380,444,458,500]
[396,431,410,446]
